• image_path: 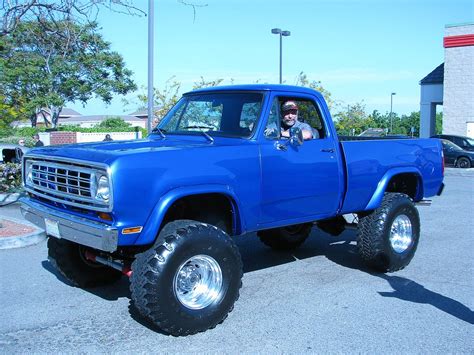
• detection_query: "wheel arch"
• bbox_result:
[365,168,423,211]
[134,185,244,246]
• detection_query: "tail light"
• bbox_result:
[441,146,445,176]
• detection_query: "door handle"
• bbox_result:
[275,143,288,151]
[321,148,335,153]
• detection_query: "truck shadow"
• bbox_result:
[236,228,368,273]
[375,274,474,325]
[41,226,474,326]
[236,228,474,326]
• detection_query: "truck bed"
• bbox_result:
[339,138,444,214]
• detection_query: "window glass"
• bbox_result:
[159,93,263,138]
[264,97,325,140]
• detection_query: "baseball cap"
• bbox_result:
[282,101,298,111]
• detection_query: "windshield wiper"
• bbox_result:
[152,127,166,139]
[181,126,215,143]
[200,131,214,143]
[182,125,215,130]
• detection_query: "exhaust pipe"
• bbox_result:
[84,250,132,277]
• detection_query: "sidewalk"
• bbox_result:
[0,193,45,250]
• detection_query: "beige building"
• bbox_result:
[420,23,474,138]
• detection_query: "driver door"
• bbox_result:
[258,93,343,226]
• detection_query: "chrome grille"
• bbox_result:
[31,163,92,198]
[24,159,110,211]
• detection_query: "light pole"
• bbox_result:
[390,92,396,133]
[271,28,291,84]
[147,0,154,133]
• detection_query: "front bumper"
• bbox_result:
[20,197,118,252]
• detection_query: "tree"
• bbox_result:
[0,94,25,136]
[96,117,131,130]
[1,1,210,36]
[127,76,226,128]
[294,71,334,110]
[1,0,145,36]
[0,20,137,128]
[333,102,369,135]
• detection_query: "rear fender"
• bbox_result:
[364,168,423,210]
[134,184,243,246]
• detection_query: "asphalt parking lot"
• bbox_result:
[0,169,472,353]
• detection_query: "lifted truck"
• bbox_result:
[20,85,444,336]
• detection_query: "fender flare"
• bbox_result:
[134,184,244,246]
[364,167,423,211]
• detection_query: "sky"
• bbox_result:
[68,0,474,117]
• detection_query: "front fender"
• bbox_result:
[364,167,423,211]
[133,184,244,246]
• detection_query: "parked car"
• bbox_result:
[440,139,474,168]
[0,144,28,164]
[432,134,474,152]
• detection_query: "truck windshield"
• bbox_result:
[158,92,263,138]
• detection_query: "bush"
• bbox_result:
[0,136,35,147]
[0,163,22,193]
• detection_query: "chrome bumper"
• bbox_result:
[20,197,118,252]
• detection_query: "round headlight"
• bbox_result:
[97,175,110,201]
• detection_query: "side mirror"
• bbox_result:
[289,127,304,146]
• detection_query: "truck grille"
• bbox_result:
[32,164,92,197]
[24,159,110,211]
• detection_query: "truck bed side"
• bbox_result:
[339,138,444,214]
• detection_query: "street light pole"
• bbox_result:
[271,28,291,84]
[147,0,154,133]
[390,92,396,134]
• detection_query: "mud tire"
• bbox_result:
[357,193,420,272]
[130,220,242,336]
[47,237,122,288]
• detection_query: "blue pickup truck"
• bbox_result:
[20,85,444,336]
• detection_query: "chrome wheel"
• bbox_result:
[174,255,223,310]
[389,214,413,253]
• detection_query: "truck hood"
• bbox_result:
[25,136,249,166]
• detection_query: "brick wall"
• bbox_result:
[443,24,474,136]
[49,131,77,145]
[45,131,142,145]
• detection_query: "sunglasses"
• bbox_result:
[283,109,298,115]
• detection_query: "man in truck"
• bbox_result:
[265,100,317,140]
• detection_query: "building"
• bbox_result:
[12,108,148,129]
[57,114,147,128]
[420,23,474,138]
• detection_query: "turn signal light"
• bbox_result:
[98,212,113,221]
[122,226,143,235]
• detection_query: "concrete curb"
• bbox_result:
[0,216,46,250]
[444,167,474,177]
[0,192,23,205]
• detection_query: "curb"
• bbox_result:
[0,215,46,250]
[0,192,23,205]
[444,167,474,177]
